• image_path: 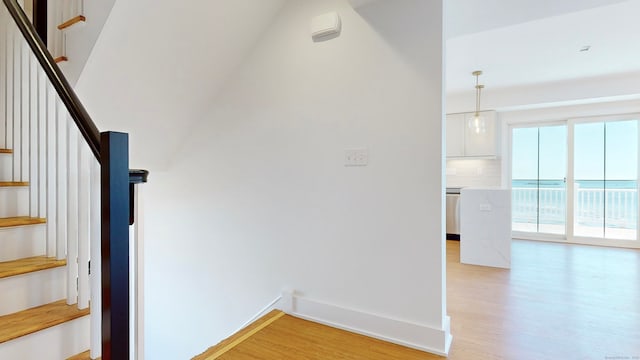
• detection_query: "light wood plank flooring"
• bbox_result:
[446,240,640,359]
[197,240,640,359]
[195,310,439,360]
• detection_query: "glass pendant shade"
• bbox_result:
[469,112,486,134]
[469,71,486,134]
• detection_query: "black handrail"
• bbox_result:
[3,0,101,160]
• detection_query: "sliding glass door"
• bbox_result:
[511,115,640,247]
[573,120,638,240]
[512,125,567,235]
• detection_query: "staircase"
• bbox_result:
[0,0,146,359]
[0,1,93,357]
[0,154,90,358]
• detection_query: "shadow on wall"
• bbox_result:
[353,0,442,78]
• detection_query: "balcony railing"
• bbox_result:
[512,182,638,239]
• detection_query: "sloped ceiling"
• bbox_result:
[348,0,381,8]
[76,0,286,169]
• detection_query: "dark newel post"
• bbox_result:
[32,0,47,45]
[101,132,130,360]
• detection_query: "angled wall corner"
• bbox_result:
[348,0,382,9]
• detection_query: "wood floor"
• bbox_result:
[194,310,440,360]
[196,240,640,359]
[447,240,640,359]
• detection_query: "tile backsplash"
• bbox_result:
[446,159,502,188]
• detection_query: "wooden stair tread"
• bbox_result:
[57,15,86,30]
[0,256,66,279]
[0,300,89,344]
[0,181,29,187]
[0,216,46,228]
[68,350,100,360]
[0,148,11,154]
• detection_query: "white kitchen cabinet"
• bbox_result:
[446,113,465,157]
[446,110,499,158]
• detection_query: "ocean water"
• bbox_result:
[512,179,637,189]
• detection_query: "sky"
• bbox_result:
[512,120,638,181]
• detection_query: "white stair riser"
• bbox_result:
[0,225,46,262]
[0,187,29,217]
[0,267,67,316]
[0,154,12,181]
[0,315,90,360]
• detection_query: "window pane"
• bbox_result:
[604,120,638,240]
[538,126,566,235]
[512,128,539,232]
[574,122,605,238]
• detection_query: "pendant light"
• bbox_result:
[469,70,486,134]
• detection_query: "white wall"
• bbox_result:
[143,0,448,358]
[75,0,286,170]
[60,0,116,85]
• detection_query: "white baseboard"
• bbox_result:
[276,292,452,356]
[236,295,283,332]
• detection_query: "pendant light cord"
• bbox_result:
[475,73,481,117]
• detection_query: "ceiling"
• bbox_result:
[445,0,640,93]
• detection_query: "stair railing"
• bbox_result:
[1,0,146,359]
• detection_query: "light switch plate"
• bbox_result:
[345,148,368,166]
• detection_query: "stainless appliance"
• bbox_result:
[446,188,461,240]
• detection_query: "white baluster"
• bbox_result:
[67,119,79,304]
[132,183,145,360]
[56,98,67,260]
[90,158,101,359]
[46,77,57,257]
[37,62,46,218]
[20,34,28,184]
[78,140,89,309]
[29,54,38,216]
[6,23,14,154]
[0,10,6,150]
[12,29,20,180]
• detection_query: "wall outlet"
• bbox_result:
[345,148,368,166]
[479,203,492,211]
